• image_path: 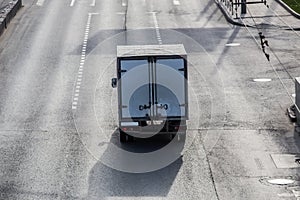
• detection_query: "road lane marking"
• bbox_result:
[173,0,180,5]
[122,0,127,6]
[253,78,272,82]
[72,14,95,110]
[151,12,162,45]
[90,0,96,6]
[70,0,76,6]
[225,43,240,47]
[36,0,45,6]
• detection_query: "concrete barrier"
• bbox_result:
[0,0,22,37]
[296,77,300,125]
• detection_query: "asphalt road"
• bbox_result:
[0,0,300,199]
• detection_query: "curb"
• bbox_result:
[215,0,300,27]
[214,0,253,27]
[274,0,300,19]
[0,0,22,37]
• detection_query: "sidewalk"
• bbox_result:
[0,0,22,36]
[0,0,14,11]
[216,0,300,29]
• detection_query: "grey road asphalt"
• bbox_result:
[0,0,300,199]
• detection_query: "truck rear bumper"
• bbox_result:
[119,120,187,135]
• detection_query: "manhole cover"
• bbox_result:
[267,179,295,185]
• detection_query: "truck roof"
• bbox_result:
[117,44,186,58]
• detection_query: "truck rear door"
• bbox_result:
[119,59,151,119]
[154,58,187,119]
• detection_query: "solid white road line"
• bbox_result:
[70,0,76,6]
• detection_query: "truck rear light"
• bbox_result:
[175,126,179,130]
[122,127,127,131]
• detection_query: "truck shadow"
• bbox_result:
[86,130,183,199]
[87,157,182,199]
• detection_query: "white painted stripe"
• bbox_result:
[226,43,240,47]
[90,0,96,6]
[173,0,180,5]
[152,12,163,45]
[72,14,95,111]
[253,78,272,82]
[70,0,76,7]
[36,0,45,6]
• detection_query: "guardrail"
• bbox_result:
[0,0,22,37]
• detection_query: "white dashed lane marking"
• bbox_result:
[72,13,97,110]
[36,0,45,6]
[173,0,180,5]
[70,0,76,7]
[90,0,96,6]
[151,12,162,45]
[121,0,127,6]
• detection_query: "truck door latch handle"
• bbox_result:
[139,104,151,111]
[156,104,168,110]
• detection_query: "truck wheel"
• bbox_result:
[120,131,127,143]
[120,130,134,143]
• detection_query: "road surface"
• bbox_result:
[0,0,300,199]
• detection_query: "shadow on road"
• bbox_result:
[86,128,184,199]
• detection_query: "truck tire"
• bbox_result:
[120,130,133,143]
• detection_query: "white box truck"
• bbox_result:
[112,44,188,142]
